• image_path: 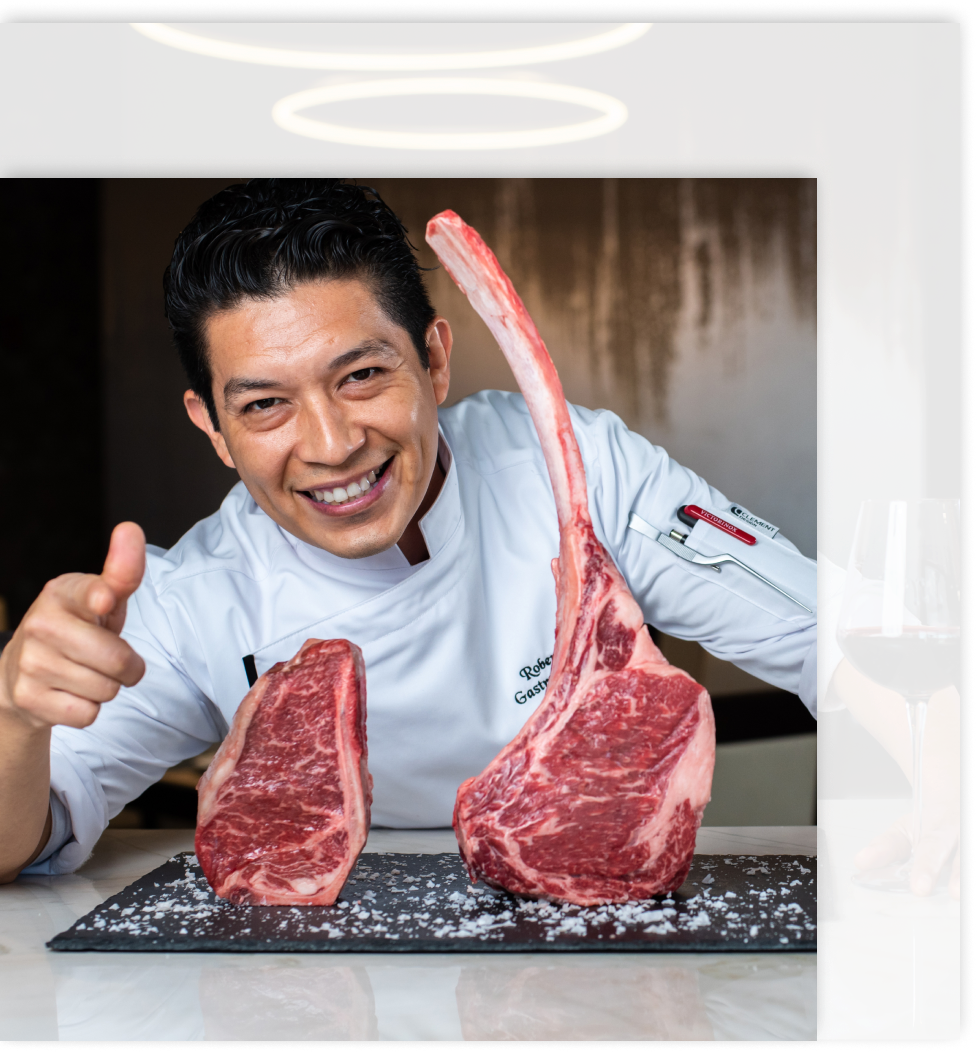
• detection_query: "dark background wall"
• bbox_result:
[96,177,816,558]
[0,180,104,629]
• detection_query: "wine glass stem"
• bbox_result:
[905,695,930,856]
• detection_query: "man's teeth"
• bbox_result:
[312,472,378,506]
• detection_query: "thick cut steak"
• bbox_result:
[196,638,371,905]
[426,211,716,906]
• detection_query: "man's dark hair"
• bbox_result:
[164,178,436,429]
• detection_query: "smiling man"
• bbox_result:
[186,278,451,565]
[0,180,817,881]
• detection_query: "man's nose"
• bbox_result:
[295,397,366,466]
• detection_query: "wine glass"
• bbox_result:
[836,499,961,893]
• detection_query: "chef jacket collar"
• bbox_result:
[277,428,460,575]
[417,431,458,560]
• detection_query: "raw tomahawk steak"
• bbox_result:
[196,638,371,905]
[426,210,716,907]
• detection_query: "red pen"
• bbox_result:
[677,505,757,546]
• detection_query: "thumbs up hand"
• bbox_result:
[0,523,148,730]
[81,521,147,637]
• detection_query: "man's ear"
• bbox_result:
[184,390,236,469]
[426,317,453,406]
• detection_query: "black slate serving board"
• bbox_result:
[47,851,815,954]
[816,824,837,917]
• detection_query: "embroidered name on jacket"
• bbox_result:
[515,654,552,704]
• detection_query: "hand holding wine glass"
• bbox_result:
[836,499,960,894]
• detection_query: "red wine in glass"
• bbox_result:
[836,498,960,894]
[839,626,959,699]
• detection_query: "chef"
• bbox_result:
[0,179,816,882]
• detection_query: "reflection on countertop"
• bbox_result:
[1,827,815,1041]
[817,799,960,1040]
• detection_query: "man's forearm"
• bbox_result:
[0,713,54,882]
[831,659,960,807]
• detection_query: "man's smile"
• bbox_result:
[298,456,395,515]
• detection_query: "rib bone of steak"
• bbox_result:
[195,638,371,905]
[426,210,716,906]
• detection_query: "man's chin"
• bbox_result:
[325,538,400,561]
[306,522,403,561]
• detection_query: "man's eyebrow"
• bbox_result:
[328,341,400,372]
[223,377,286,403]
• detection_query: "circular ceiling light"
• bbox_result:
[130,22,651,71]
[270,78,628,151]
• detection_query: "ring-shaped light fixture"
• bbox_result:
[130,22,651,71]
[270,78,628,151]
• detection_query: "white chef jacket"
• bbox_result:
[28,390,817,874]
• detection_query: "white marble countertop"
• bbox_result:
[817,799,959,1040]
[0,826,815,1041]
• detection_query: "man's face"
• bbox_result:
[185,278,452,560]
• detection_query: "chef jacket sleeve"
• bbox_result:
[21,550,228,875]
[572,403,818,717]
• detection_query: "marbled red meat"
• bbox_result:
[195,638,371,905]
[426,210,715,906]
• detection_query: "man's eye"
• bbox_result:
[245,397,282,412]
[347,367,379,383]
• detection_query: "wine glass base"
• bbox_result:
[851,862,915,894]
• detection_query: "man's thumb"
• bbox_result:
[101,522,146,602]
